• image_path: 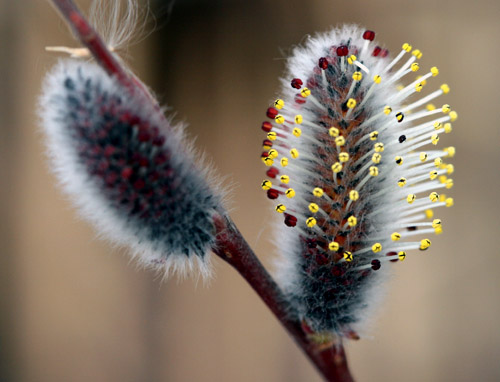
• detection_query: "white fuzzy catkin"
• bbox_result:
[40,59,221,279]
[260,25,455,337]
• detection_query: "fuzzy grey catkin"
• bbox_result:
[40,60,221,278]
[261,25,455,338]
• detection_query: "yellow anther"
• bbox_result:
[369,166,379,176]
[449,111,458,122]
[442,104,451,113]
[275,115,285,124]
[261,180,272,190]
[430,66,439,76]
[349,190,359,201]
[446,164,454,174]
[313,187,324,197]
[439,193,447,202]
[290,148,299,158]
[285,188,295,198]
[445,179,454,189]
[431,134,439,145]
[280,157,289,167]
[440,84,450,94]
[267,131,277,141]
[338,153,349,163]
[429,192,439,202]
[294,115,303,124]
[434,121,442,130]
[329,127,339,137]
[434,157,443,167]
[268,149,279,159]
[396,112,404,122]
[398,177,407,187]
[347,216,357,227]
[347,55,357,65]
[293,127,302,137]
[372,243,382,253]
[370,131,379,141]
[331,162,343,173]
[444,123,452,133]
[274,99,285,109]
[344,251,353,262]
[384,106,392,115]
[407,194,416,204]
[398,251,407,261]
[329,242,340,252]
[420,152,428,162]
[411,62,420,72]
[300,87,311,97]
[335,136,346,146]
[397,85,405,91]
[415,83,424,92]
[373,75,382,84]
[425,209,434,219]
[308,203,319,213]
[426,103,436,111]
[280,175,290,184]
[412,49,422,59]
[435,226,443,235]
[374,142,384,152]
[444,146,456,157]
[402,43,412,52]
[372,153,382,164]
[275,204,286,213]
[416,75,427,86]
[439,175,448,184]
[306,217,317,227]
[429,170,438,180]
[445,197,454,207]
[263,157,274,166]
[352,71,363,81]
[395,156,403,165]
[347,98,357,109]
[391,232,401,241]
[432,219,442,229]
[419,238,431,250]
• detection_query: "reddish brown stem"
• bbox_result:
[213,214,354,382]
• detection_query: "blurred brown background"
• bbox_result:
[1,0,499,381]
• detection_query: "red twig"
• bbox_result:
[48,1,355,380]
[213,214,354,382]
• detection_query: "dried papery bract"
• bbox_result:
[261,25,455,338]
[40,59,222,278]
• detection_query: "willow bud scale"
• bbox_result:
[260,26,456,337]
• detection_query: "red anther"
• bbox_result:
[372,46,382,57]
[336,45,349,57]
[284,213,297,227]
[261,121,273,132]
[371,259,381,270]
[261,151,269,158]
[315,253,329,265]
[105,172,118,186]
[139,157,149,167]
[133,179,145,190]
[138,129,151,142]
[262,139,273,148]
[386,251,399,263]
[306,238,317,248]
[363,30,375,41]
[266,167,279,178]
[103,145,115,157]
[152,135,165,146]
[267,188,280,199]
[291,78,303,89]
[294,95,306,105]
[318,57,329,70]
[331,265,343,277]
[266,107,278,119]
[381,49,389,57]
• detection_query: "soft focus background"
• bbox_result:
[1,0,499,381]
